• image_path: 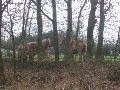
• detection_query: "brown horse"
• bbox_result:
[27,38,51,55]
[77,39,87,61]
[17,38,51,62]
[77,39,87,55]
[59,37,87,60]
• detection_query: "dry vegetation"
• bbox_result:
[1,60,120,90]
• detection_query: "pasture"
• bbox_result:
[2,49,120,62]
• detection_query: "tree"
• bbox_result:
[19,0,32,63]
[21,0,27,44]
[0,0,5,86]
[0,0,11,86]
[28,11,35,36]
[63,0,73,61]
[31,0,60,61]
[36,0,44,61]
[75,0,87,41]
[52,0,59,61]
[6,5,18,77]
[86,0,98,59]
[114,27,120,60]
[95,0,105,60]
[95,0,112,61]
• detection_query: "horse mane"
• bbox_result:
[42,38,50,51]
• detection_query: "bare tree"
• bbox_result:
[0,0,11,86]
[21,0,27,44]
[75,0,87,40]
[95,0,105,60]
[64,0,73,61]
[28,11,34,36]
[31,0,60,61]
[114,27,120,60]
[96,0,112,61]
[0,0,6,86]
[25,0,31,35]
[6,5,17,77]
[52,0,59,61]
[36,0,44,61]
[19,0,32,63]
[86,0,98,59]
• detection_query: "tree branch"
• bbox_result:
[105,0,112,14]
[76,0,87,38]
[2,0,11,14]
[4,28,12,36]
[64,0,68,3]
[6,5,14,36]
[78,0,87,22]
[31,0,53,22]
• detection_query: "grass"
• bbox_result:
[2,52,120,63]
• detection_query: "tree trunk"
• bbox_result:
[24,0,31,34]
[0,0,6,86]
[75,0,87,41]
[75,0,87,55]
[21,0,27,44]
[95,0,105,61]
[86,0,98,59]
[114,28,120,60]
[28,11,34,36]
[20,0,27,63]
[52,0,59,61]
[37,0,44,61]
[64,0,73,61]
[10,16,16,76]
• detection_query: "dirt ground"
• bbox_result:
[1,60,120,90]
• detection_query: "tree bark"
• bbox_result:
[32,0,60,61]
[52,0,59,61]
[0,0,6,86]
[19,0,27,63]
[75,0,87,41]
[114,27,120,60]
[86,0,98,59]
[0,0,11,84]
[21,0,27,44]
[95,0,105,61]
[24,0,31,34]
[64,0,73,61]
[37,0,44,61]
[9,16,16,76]
[28,11,34,36]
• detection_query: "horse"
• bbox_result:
[17,38,51,62]
[77,39,87,61]
[59,37,87,61]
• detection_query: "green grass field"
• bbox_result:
[2,51,120,62]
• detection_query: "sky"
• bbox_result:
[104,0,120,43]
[2,0,120,44]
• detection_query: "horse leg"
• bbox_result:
[78,53,82,62]
[74,54,77,61]
[45,49,49,59]
[28,54,34,64]
[81,55,83,62]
